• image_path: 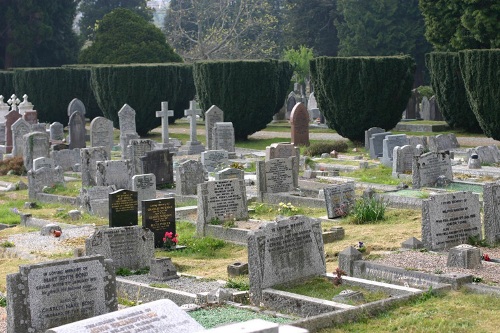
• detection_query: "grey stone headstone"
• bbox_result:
[364,127,385,151]
[285,92,297,120]
[149,258,179,281]
[422,191,481,251]
[197,178,248,236]
[67,98,86,117]
[68,110,86,149]
[50,122,64,141]
[33,157,55,170]
[215,167,244,181]
[369,132,391,159]
[447,244,482,269]
[7,255,117,333]
[23,131,50,171]
[338,246,362,276]
[420,96,430,120]
[265,142,300,178]
[46,299,204,333]
[408,136,428,150]
[27,166,64,199]
[0,122,5,145]
[412,151,452,188]
[81,146,109,187]
[381,134,408,166]
[256,157,298,194]
[80,185,116,217]
[428,133,460,152]
[466,146,500,165]
[119,132,140,160]
[205,105,224,150]
[201,149,229,172]
[212,121,235,152]
[128,139,155,175]
[482,182,500,245]
[175,159,206,195]
[11,117,31,156]
[85,226,154,270]
[96,159,134,190]
[51,148,80,171]
[392,145,415,177]
[248,215,325,303]
[30,122,45,133]
[132,173,157,205]
[323,182,356,219]
[90,117,114,156]
[429,96,443,121]
[118,104,139,158]
[140,148,175,187]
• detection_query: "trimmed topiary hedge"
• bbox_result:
[310,56,415,142]
[0,71,14,98]
[12,67,100,124]
[90,63,195,136]
[194,60,293,141]
[459,49,500,140]
[426,52,481,132]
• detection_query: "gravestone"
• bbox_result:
[466,146,500,165]
[422,191,481,250]
[50,122,64,141]
[265,142,300,179]
[128,139,155,175]
[215,167,245,180]
[248,215,325,303]
[45,299,204,333]
[323,182,356,219]
[118,104,139,159]
[155,101,175,149]
[33,157,55,170]
[80,185,116,218]
[85,226,154,269]
[142,197,176,248]
[285,92,297,120]
[96,160,134,190]
[197,178,248,236]
[381,134,409,167]
[428,133,460,152]
[132,173,157,205]
[175,159,206,195]
[28,166,65,199]
[23,110,38,125]
[447,244,482,269]
[67,98,86,117]
[140,149,175,187]
[0,95,9,119]
[212,122,235,152]
[392,145,416,177]
[429,96,443,120]
[205,105,224,150]
[23,131,50,171]
[412,151,453,188]
[256,157,298,195]
[3,110,21,153]
[68,111,86,149]
[179,100,205,155]
[7,255,117,333]
[51,149,81,172]
[369,132,391,159]
[201,150,229,172]
[409,136,428,150]
[108,189,138,227]
[482,182,500,245]
[307,92,320,120]
[18,94,34,115]
[90,117,114,156]
[81,147,109,187]
[31,122,46,133]
[290,102,310,147]
[420,96,430,120]
[11,118,30,157]
[0,123,5,145]
[364,127,385,151]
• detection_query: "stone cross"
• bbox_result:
[7,94,20,112]
[156,101,174,146]
[184,100,202,142]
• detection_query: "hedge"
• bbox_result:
[459,49,500,140]
[90,63,195,135]
[0,71,14,99]
[194,60,293,141]
[426,52,481,132]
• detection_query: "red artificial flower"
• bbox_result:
[165,231,173,239]
[483,254,491,261]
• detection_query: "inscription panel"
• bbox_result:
[142,198,176,248]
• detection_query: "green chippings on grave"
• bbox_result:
[249,202,325,220]
[341,165,411,186]
[116,267,150,276]
[189,304,294,329]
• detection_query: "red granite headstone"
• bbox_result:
[4,110,21,153]
[23,111,38,125]
[290,102,310,147]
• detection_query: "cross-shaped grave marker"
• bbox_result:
[184,100,202,143]
[156,101,174,146]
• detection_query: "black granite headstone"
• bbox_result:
[142,198,176,248]
[140,149,174,187]
[109,189,138,227]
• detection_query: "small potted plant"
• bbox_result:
[163,231,179,251]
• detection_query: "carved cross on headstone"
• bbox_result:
[7,94,20,112]
[184,100,202,142]
[156,101,174,146]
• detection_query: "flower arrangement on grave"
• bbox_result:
[483,253,491,261]
[356,241,367,253]
[332,267,346,286]
[277,202,298,216]
[163,231,179,251]
[230,162,244,170]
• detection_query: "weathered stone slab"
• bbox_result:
[80,185,116,217]
[256,157,298,194]
[50,122,64,141]
[369,132,391,159]
[364,127,385,151]
[23,131,50,171]
[212,122,235,152]
[96,160,133,190]
[428,133,460,152]
[175,159,206,195]
[90,117,114,156]
[128,139,155,175]
[201,150,229,172]
[392,145,416,177]
[381,134,408,167]
[67,98,86,117]
[412,151,452,188]
[142,197,176,248]
[323,182,356,219]
[68,111,86,149]
[214,167,244,181]
[81,147,109,187]
[265,142,300,178]
[140,149,174,187]
[11,118,30,157]
[205,105,224,150]
[50,148,80,172]
[482,182,500,245]
[132,173,157,205]
[27,166,65,200]
[422,192,481,250]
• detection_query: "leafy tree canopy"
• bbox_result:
[283,46,314,85]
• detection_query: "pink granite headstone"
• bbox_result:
[290,102,310,147]
[23,111,38,125]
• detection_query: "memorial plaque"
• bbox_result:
[422,192,482,250]
[412,151,453,188]
[109,189,138,227]
[142,198,176,248]
[323,182,356,219]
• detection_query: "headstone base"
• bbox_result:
[178,141,205,155]
[447,244,482,269]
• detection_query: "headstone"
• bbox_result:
[447,244,482,269]
[256,157,298,194]
[81,146,109,187]
[0,123,5,145]
[290,102,310,147]
[33,157,55,170]
[68,111,86,149]
[155,101,174,149]
[205,105,224,150]
[96,160,134,190]
[118,104,139,159]
[364,127,385,151]
[119,132,140,159]
[422,191,481,250]
[90,117,114,156]
[108,189,138,227]
[212,122,235,152]
[179,100,205,154]
[197,178,248,236]
[408,136,428,150]
[323,182,356,219]
[175,159,206,195]
[307,92,320,120]
[369,132,391,159]
[468,153,481,169]
[27,166,65,199]
[428,133,460,152]
[392,145,415,177]
[85,226,154,269]
[3,110,21,153]
[132,173,157,205]
[51,148,81,172]
[67,98,86,117]
[482,182,500,245]
[285,92,296,120]
[128,139,155,174]
[215,167,244,180]
[265,142,300,178]
[412,151,453,188]
[23,131,50,171]
[23,110,38,125]
[7,255,117,333]
[429,96,443,121]
[11,118,31,156]
[248,215,325,303]
[338,246,363,276]
[150,258,178,281]
[80,185,116,218]
[50,122,65,141]
[45,299,204,333]
[142,197,176,248]
[381,134,409,167]
[420,96,430,120]
[140,149,175,187]
[0,95,9,119]
[201,150,229,172]
[17,94,34,115]
[467,146,500,165]
[31,122,46,133]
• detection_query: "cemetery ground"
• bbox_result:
[1,120,500,332]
